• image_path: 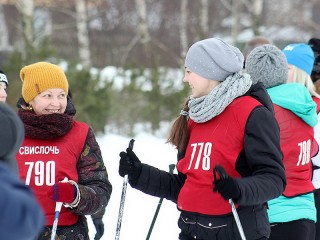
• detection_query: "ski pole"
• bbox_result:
[213,166,246,240]
[229,198,246,240]
[51,177,68,240]
[146,164,176,240]
[115,139,135,240]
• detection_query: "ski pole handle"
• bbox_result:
[213,166,246,240]
[128,139,135,151]
[51,177,68,240]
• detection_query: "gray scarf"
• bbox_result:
[188,72,252,123]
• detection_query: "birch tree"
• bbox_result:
[120,0,150,65]
[14,0,35,61]
[0,4,11,51]
[179,0,188,63]
[219,0,241,44]
[200,0,209,38]
[75,0,91,69]
[242,0,263,36]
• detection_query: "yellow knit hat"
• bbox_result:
[20,62,69,103]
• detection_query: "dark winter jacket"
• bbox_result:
[0,102,24,172]
[0,103,44,240]
[16,107,112,240]
[0,162,45,240]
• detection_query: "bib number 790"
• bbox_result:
[25,161,56,186]
[188,142,212,170]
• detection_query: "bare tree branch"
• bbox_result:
[120,33,141,66]
[219,0,232,12]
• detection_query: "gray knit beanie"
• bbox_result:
[185,38,244,81]
[246,44,288,89]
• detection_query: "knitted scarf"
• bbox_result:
[18,109,74,139]
[188,72,252,123]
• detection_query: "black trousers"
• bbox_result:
[178,205,270,240]
[269,219,315,240]
[315,189,320,239]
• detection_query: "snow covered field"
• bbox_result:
[87,132,181,239]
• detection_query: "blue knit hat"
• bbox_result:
[185,38,244,81]
[282,43,315,75]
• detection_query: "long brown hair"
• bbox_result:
[167,98,190,151]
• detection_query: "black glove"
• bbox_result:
[93,218,104,240]
[119,148,142,183]
[213,165,241,201]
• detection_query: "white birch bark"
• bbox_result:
[75,0,91,69]
[231,0,240,45]
[179,0,188,64]
[200,0,209,37]
[0,4,11,51]
[135,0,150,44]
[14,0,34,59]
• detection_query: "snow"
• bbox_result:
[86,132,181,240]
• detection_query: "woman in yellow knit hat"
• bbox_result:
[15,62,112,240]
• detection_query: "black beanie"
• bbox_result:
[308,38,320,75]
[0,103,25,172]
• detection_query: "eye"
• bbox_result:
[58,93,66,98]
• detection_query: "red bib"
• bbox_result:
[177,96,261,215]
[273,104,316,197]
[16,121,89,226]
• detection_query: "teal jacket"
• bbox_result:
[267,83,317,223]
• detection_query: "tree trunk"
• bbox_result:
[135,0,150,44]
[0,4,11,51]
[231,0,241,45]
[251,0,263,36]
[179,0,188,65]
[14,0,35,61]
[75,0,91,69]
[200,0,209,38]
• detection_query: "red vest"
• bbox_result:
[177,96,261,215]
[312,96,320,113]
[16,121,89,226]
[273,104,316,197]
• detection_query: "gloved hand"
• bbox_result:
[47,182,76,203]
[93,218,104,240]
[119,147,142,183]
[213,165,241,201]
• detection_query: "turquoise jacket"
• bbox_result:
[267,83,317,223]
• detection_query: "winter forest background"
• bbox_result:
[0,0,319,137]
[0,0,319,239]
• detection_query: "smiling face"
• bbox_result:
[183,68,220,98]
[29,88,67,115]
[0,82,7,102]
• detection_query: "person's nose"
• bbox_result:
[50,97,61,106]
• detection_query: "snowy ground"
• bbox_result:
[86,133,181,240]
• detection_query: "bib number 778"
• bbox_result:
[188,142,212,170]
